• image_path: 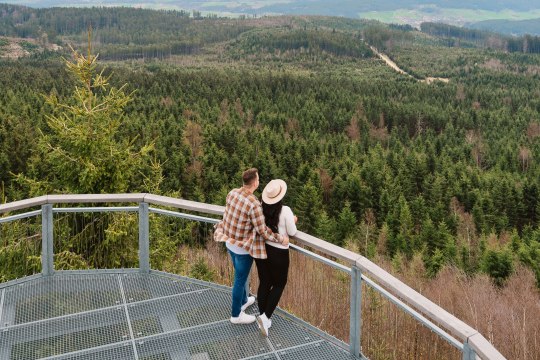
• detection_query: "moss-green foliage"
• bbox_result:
[19,40,39,53]
[189,257,215,282]
[518,231,540,287]
[15,42,161,195]
[0,215,42,282]
[0,37,8,55]
[0,240,41,282]
[481,248,514,286]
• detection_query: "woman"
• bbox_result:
[255,179,297,337]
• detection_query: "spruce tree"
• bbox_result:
[481,248,513,287]
[336,202,356,246]
[13,34,162,270]
[16,34,161,195]
[295,180,322,234]
[396,196,414,256]
[315,210,337,244]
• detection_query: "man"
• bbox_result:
[214,168,289,324]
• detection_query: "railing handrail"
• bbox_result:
[0,194,225,215]
[0,194,506,359]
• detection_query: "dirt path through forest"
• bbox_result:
[369,45,449,84]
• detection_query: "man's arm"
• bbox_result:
[213,221,231,242]
[250,203,288,245]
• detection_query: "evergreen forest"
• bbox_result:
[1,4,540,359]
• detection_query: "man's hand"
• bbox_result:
[281,234,289,246]
[293,215,298,224]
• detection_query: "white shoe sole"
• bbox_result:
[230,317,256,324]
[256,316,268,337]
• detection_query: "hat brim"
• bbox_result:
[262,179,287,205]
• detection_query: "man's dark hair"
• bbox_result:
[242,168,258,186]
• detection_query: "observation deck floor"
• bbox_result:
[0,271,355,360]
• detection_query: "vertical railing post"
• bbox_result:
[463,341,476,360]
[41,204,54,276]
[139,202,150,273]
[350,265,362,358]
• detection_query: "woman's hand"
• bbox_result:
[294,215,298,224]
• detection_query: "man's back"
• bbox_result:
[221,187,258,250]
[215,186,283,259]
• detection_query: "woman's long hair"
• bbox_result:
[262,200,283,234]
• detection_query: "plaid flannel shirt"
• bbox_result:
[214,187,282,259]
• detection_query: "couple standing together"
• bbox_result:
[214,168,297,337]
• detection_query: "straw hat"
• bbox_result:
[262,179,287,205]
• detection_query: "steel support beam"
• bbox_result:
[41,204,54,276]
[463,341,477,360]
[349,265,362,358]
[138,202,150,273]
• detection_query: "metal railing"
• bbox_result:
[0,194,506,360]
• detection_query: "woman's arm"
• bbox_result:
[283,206,297,236]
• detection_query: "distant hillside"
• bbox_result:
[1,0,539,13]
[1,0,540,30]
[420,22,540,53]
[2,3,540,62]
[470,18,540,36]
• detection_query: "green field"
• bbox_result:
[359,7,540,27]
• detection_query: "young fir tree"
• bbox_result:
[294,180,322,234]
[17,33,161,195]
[336,201,356,246]
[315,210,337,244]
[14,34,162,270]
[481,248,514,287]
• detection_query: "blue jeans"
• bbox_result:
[228,249,253,317]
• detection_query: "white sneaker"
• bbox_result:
[241,296,256,312]
[230,311,256,324]
[257,314,270,337]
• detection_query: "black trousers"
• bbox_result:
[255,244,290,318]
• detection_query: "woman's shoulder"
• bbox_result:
[281,205,294,217]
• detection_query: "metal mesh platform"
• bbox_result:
[0,272,356,360]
